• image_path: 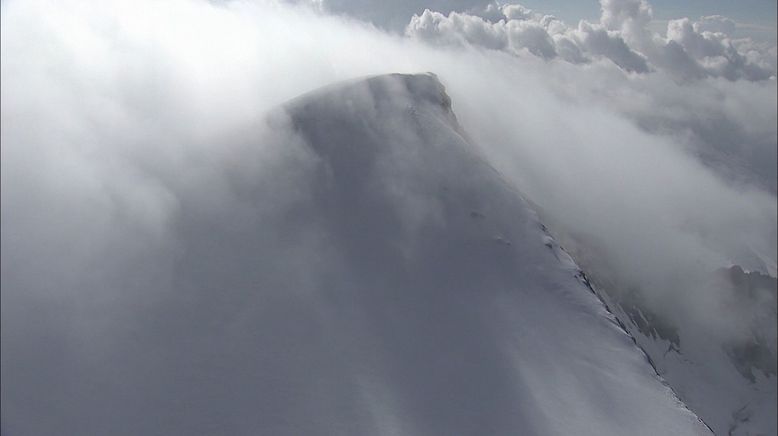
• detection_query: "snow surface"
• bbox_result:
[599,270,778,436]
[1,73,710,435]
[545,206,777,435]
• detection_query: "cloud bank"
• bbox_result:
[406,0,777,81]
[1,0,776,433]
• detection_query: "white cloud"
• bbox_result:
[1,0,775,433]
[600,0,653,33]
[405,9,507,50]
[505,19,557,59]
[573,20,650,72]
[501,3,535,21]
[405,0,776,82]
[694,15,736,35]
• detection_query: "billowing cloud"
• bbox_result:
[694,15,737,35]
[573,20,649,72]
[600,0,653,33]
[405,0,776,81]
[404,9,508,50]
[1,0,775,433]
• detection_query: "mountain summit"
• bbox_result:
[1,73,710,435]
[264,73,710,434]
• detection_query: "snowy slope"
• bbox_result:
[544,219,777,435]
[596,267,778,436]
[1,73,710,435]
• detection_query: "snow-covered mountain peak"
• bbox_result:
[1,73,712,435]
[268,73,711,435]
[286,72,453,113]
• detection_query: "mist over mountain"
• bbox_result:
[1,0,775,434]
[2,71,712,435]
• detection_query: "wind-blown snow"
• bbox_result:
[1,73,710,435]
[1,0,775,433]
